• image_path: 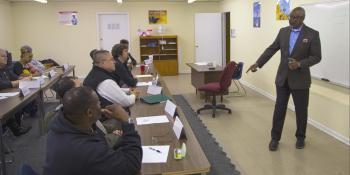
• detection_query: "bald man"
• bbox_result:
[44,87,142,175]
[247,7,321,151]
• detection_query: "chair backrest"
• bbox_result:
[232,62,244,80]
[18,164,39,175]
[219,61,237,90]
[6,51,12,66]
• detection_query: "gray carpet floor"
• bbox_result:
[173,95,240,175]
[3,101,57,175]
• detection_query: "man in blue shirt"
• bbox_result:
[247,7,321,151]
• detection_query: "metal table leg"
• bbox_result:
[0,120,7,175]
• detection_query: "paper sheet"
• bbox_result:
[194,62,208,66]
[165,100,176,117]
[0,92,20,97]
[142,145,170,163]
[136,81,152,87]
[19,80,41,89]
[173,117,184,140]
[147,85,162,95]
[136,115,169,125]
[135,74,153,78]
[0,96,8,100]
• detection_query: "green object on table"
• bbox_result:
[141,94,170,104]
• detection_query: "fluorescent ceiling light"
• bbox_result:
[117,0,122,3]
[34,0,47,3]
[188,0,197,3]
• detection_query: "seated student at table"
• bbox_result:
[120,39,137,69]
[90,48,122,86]
[84,50,139,110]
[13,45,42,77]
[89,49,98,61]
[43,87,142,175]
[52,76,122,148]
[0,48,32,136]
[111,44,138,87]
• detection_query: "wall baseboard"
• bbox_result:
[179,69,191,74]
[240,80,350,146]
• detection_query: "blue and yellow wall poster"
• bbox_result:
[149,10,168,24]
[276,0,291,20]
[253,1,261,28]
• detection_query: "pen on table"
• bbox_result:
[149,147,162,153]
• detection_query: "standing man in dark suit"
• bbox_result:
[246,7,321,151]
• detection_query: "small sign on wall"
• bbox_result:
[58,11,78,25]
[253,1,261,28]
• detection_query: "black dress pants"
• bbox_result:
[271,80,309,141]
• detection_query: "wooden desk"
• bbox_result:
[186,63,223,94]
[131,65,210,174]
[37,65,75,135]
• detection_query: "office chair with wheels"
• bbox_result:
[197,61,237,118]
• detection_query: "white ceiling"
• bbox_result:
[9,0,221,2]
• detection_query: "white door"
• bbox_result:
[98,13,129,51]
[195,13,223,66]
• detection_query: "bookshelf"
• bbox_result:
[139,35,178,76]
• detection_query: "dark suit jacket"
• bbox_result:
[115,58,138,87]
[256,25,321,89]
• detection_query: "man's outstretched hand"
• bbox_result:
[246,63,259,73]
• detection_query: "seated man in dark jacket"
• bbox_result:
[120,39,137,68]
[44,87,142,175]
[111,44,138,87]
[51,76,123,148]
[0,48,32,136]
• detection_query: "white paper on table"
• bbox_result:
[136,81,152,87]
[63,64,69,71]
[142,145,170,163]
[0,96,8,100]
[49,70,57,78]
[173,116,184,140]
[147,85,162,95]
[194,62,208,66]
[32,76,45,84]
[135,74,153,78]
[19,80,40,89]
[136,64,149,68]
[0,92,20,97]
[136,115,169,125]
[165,100,176,117]
[20,87,31,97]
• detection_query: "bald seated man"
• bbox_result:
[44,87,142,175]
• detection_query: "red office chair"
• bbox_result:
[197,61,237,118]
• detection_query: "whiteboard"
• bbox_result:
[302,0,349,88]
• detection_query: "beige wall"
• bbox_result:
[0,0,14,52]
[221,0,349,143]
[11,1,220,76]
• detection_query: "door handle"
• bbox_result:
[195,45,199,48]
[100,38,103,41]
